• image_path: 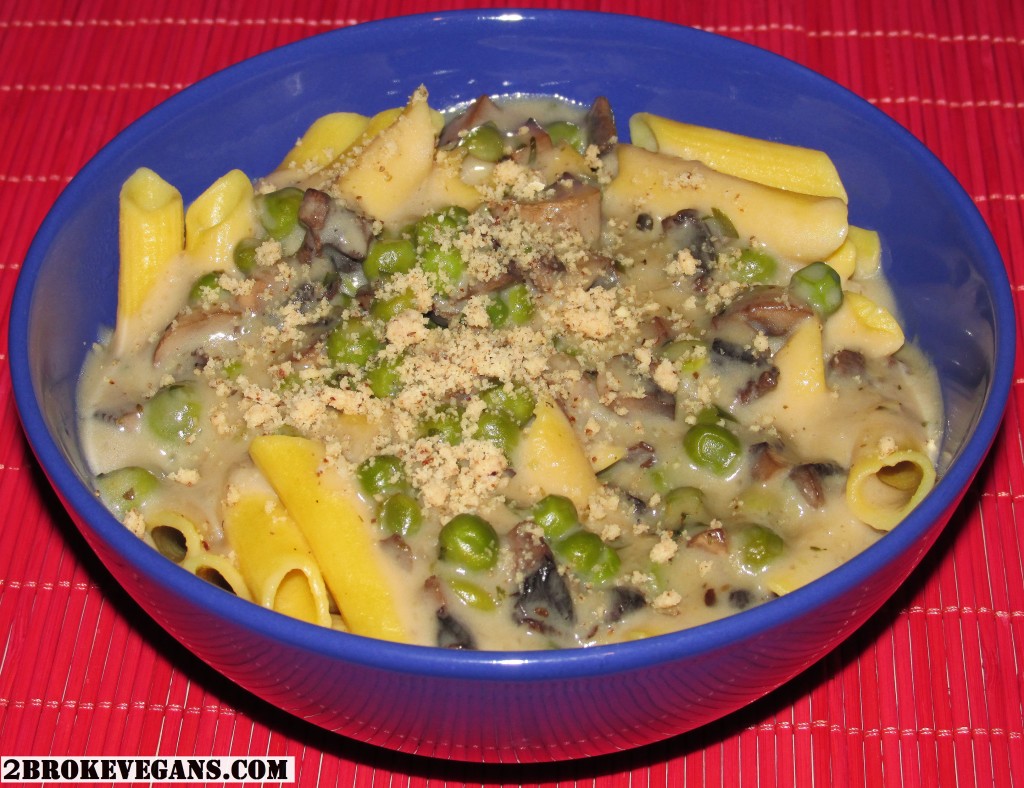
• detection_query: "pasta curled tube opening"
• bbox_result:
[184,169,256,269]
[144,510,204,564]
[181,551,254,601]
[846,441,937,532]
[224,491,332,628]
[628,112,849,202]
[114,167,184,354]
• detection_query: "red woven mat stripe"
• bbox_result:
[1,1,1023,786]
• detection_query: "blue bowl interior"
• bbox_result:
[10,10,1015,680]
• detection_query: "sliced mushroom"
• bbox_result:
[687,527,728,555]
[439,94,507,148]
[298,188,371,263]
[514,176,602,247]
[662,209,716,269]
[508,524,575,634]
[737,365,780,404]
[828,348,867,377]
[153,310,242,370]
[584,96,617,154]
[604,585,646,623]
[749,441,788,482]
[712,286,811,338]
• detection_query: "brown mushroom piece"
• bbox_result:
[584,96,617,154]
[424,576,477,650]
[604,585,647,624]
[712,286,812,338]
[152,310,242,371]
[297,187,371,264]
[662,208,717,269]
[737,365,780,404]
[508,524,575,635]
[511,119,554,167]
[438,94,507,148]
[789,462,843,509]
[515,175,602,248]
[687,527,729,555]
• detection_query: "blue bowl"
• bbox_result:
[9,9,1014,762]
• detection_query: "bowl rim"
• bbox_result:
[9,7,1017,681]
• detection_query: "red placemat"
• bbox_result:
[1,1,1022,785]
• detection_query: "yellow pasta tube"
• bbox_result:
[144,510,204,564]
[604,145,848,262]
[181,551,254,601]
[823,291,905,358]
[846,430,936,531]
[628,112,848,202]
[184,169,256,269]
[848,225,882,278]
[333,87,438,227]
[224,490,332,627]
[113,167,184,353]
[511,397,600,510]
[277,112,371,173]
[332,89,478,226]
[248,434,407,642]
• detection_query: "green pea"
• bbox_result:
[480,383,536,427]
[363,238,417,280]
[145,383,202,443]
[708,207,739,239]
[356,455,407,497]
[694,405,734,426]
[95,466,159,520]
[474,409,521,456]
[260,187,304,241]
[367,356,402,398]
[222,359,243,379]
[684,423,742,476]
[335,267,367,299]
[735,248,777,283]
[503,283,534,325]
[532,494,579,541]
[419,245,465,295]
[420,404,464,444]
[378,492,422,537]
[233,237,261,275]
[414,206,470,247]
[459,122,505,162]
[661,486,705,530]
[789,261,843,318]
[188,271,226,303]
[486,295,510,328]
[326,319,380,366]
[545,120,584,153]
[439,513,499,571]
[659,339,708,374]
[736,524,785,572]
[556,530,621,585]
[445,577,498,611]
[370,289,417,322]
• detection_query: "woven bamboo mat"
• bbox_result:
[1,1,1022,785]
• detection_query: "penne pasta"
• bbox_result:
[628,111,848,202]
[846,430,936,531]
[113,167,185,354]
[510,397,600,510]
[223,486,332,627]
[604,144,848,262]
[184,169,256,269]
[181,551,253,601]
[248,435,407,642]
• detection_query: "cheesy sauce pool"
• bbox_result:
[78,89,942,649]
